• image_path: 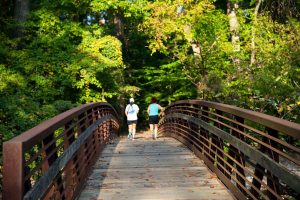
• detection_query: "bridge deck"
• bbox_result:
[79,132,234,200]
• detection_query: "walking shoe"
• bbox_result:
[128,133,132,139]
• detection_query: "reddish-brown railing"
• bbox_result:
[159,100,300,200]
[3,102,120,200]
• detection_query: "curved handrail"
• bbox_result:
[159,100,300,200]
[3,102,120,200]
[173,100,300,139]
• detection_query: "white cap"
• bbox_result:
[129,98,134,103]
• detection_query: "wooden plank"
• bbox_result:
[78,132,234,200]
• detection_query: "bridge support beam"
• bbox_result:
[3,142,24,200]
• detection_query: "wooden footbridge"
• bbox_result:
[78,134,233,200]
[3,100,300,200]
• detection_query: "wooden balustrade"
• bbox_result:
[3,100,300,200]
[3,102,120,200]
[159,100,300,200]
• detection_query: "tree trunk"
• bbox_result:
[227,1,240,65]
[114,15,129,59]
[1,0,11,18]
[13,0,30,38]
[251,0,263,66]
[183,25,206,99]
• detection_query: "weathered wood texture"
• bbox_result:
[79,132,234,200]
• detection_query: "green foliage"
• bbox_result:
[141,61,196,104]
[138,0,300,123]
[1,0,299,143]
[141,0,214,55]
[243,14,300,122]
[0,0,126,142]
[120,85,141,97]
[91,0,148,18]
[72,34,124,102]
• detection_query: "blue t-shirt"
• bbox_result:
[149,103,159,116]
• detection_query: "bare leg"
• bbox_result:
[132,123,136,140]
[150,124,154,135]
[128,124,133,139]
[150,124,155,139]
[154,124,158,139]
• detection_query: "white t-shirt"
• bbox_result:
[125,104,139,121]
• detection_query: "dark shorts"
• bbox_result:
[149,115,159,124]
[127,120,137,125]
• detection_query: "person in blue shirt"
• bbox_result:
[147,97,163,140]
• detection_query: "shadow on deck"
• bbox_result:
[79,131,234,200]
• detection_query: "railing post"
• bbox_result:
[41,132,64,199]
[103,121,107,141]
[108,119,113,140]
[251,127,280,199]
[233,116,246,192]
[192,104,202,152]
[189,104,198,148]
[213,110,225,174]
[171,107,176,138]
[3,142,24,200]
[251,127,268,198]
[87,108,93,125]
[99,123,104,145]
[74,113,87,189]
[251,163,265,197]
[201,106,211,160]
[96,107,103,145]
[225,115,246,190]
[266,128,280,199]
[93,108,101,150]
[64,120,76,200]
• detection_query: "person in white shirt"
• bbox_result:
[125,98,139,140]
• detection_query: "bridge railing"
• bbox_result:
[159,100,300,200]
[3,102,120,200]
